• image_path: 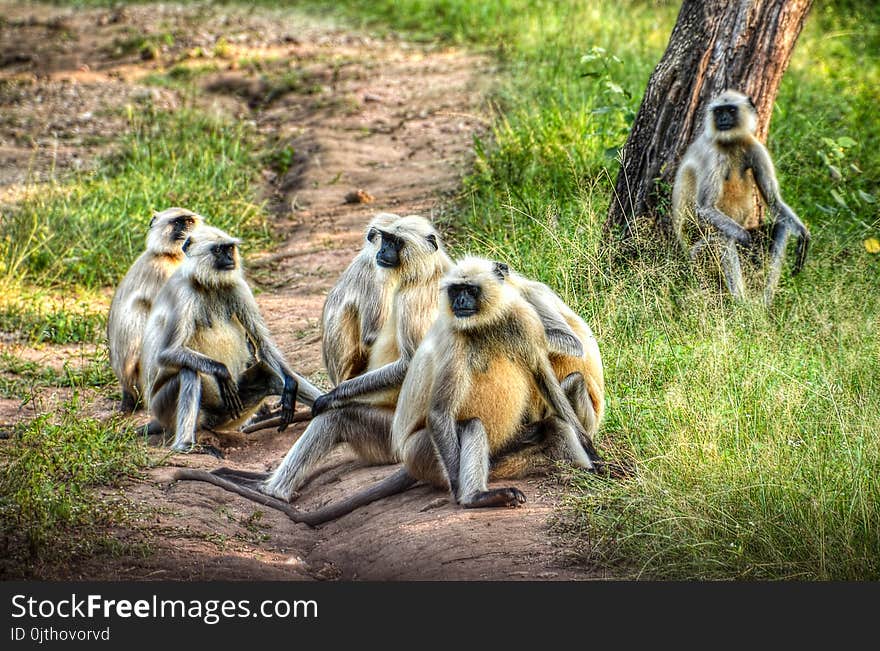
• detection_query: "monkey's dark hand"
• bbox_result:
[731,224,752,247]
[792,222,810,276]
[278,375,298,432]
[712,216,752,247]
[311,390,337,417]
[700,207,752,247]
[214,364,243,418]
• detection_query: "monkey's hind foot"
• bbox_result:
[462,487,527,509]
[241,403,275,429]
[140,420,169,447]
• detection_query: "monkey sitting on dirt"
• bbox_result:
[139,225,321,452]
[321,212,402,387]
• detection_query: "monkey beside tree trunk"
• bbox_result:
[606,0,813,239]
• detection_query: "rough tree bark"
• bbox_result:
[606,0,813,239]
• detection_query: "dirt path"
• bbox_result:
[1,3,603,580]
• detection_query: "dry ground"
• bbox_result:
[0,2,604,580]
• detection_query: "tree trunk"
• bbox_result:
[606,0,813,239]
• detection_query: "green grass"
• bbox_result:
[283,0,880,579]
[0,350,115,400]
[141,62,221,89]
[0,286,106,345]
[0,397,150,566]
[0,105,270,289]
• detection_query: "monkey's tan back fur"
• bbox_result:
[107,207,203,408]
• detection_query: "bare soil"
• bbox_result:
[0,3,604,580]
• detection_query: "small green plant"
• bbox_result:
[240,510,271,544]
[142,62,220,89]
[213,37,233,59]
[263,144,297,175]
[108,31,175,61]
[579,46,636,157]
[816,136,876,217]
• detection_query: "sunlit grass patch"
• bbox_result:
[0,106,270,289]
[0,280,107,345]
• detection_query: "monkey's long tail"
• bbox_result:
[239,411,311,434]
[172,467,416,527]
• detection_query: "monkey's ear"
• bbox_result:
[746,95,757,112]
[149,212,158,228]
[182,238,193,254]
[367,228,380,243]
[426,233,438,251]
[493,262,510,280]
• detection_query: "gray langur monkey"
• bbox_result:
[672,89,810,306]
[139,225,321,452]
[390,256,603,506]
[307,215,453,415]
[257,215,453,497]
[321,212,400,386]
[107,207,204,413]
[173,257,604,525]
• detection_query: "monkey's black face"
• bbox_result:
[448,283,481,318]
[212,243,238,271]
[713,104,740,132]
[376,232,404,269]
[172,216,196,241]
